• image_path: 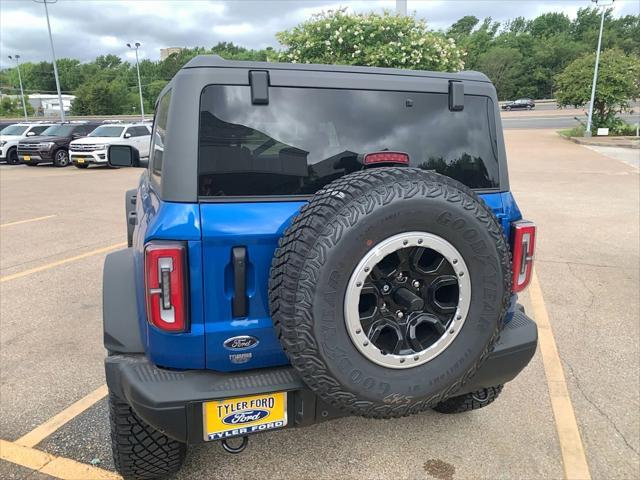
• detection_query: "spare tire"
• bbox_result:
[269,167,511,418]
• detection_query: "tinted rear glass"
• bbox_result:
[199,86,499,197]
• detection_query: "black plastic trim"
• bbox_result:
[448,80,464,111]
[105,306,536,443]
[231,247,248,318]
[103,249,144,353]
[249,70,269,105]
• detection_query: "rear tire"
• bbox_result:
[109,392,187,480]
[432,385,503,414]
[7,148,19,165]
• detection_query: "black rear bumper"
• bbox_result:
[105,309,537,444]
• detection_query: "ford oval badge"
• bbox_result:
[224,335,259,350]
[222,409,270,425]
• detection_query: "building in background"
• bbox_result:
[1,93,76,116]
[27,94,75,116]
[160,47,183,60]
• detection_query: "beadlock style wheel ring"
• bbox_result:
[344,232,471,369]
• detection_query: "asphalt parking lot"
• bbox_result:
[1,129,638,480]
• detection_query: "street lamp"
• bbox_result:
[34,0,65,121]
[127,42,145,121]
[396,0,407,16]
[585,0,614,137]
[8,55,28,121]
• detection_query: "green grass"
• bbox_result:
[558,125,586,137]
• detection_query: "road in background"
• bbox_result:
[0,130,638,480]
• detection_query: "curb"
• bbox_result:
[560,135,640,149]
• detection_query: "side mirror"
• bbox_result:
[124,132,132,138]
[107,144,141,168]
[26,131,36,136]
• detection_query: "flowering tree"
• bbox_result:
[276,9,465,72]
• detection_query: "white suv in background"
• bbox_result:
[0,123,56,165]
[69,123,151,168]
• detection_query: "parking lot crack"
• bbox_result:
[564,264,596,328]
[563,360,639,456]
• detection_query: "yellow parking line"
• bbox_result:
[16,385,108,448]
[529,271,592,480]
[0,439,120,479]
[0,242,127,283]
[0,214,57,228]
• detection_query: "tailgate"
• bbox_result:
[200,201,305,371]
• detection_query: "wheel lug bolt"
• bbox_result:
[412,280,420,289]
[381,302,387,310]
[396,310,404,319]
[382,284,390,293]
[396,273,404,281]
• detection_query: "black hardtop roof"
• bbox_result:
[181,55,491,83]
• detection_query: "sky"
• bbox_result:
[1,0,638,68]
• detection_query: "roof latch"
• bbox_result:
[249,70,269,105]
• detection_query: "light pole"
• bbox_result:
[396,0,407,16]
[585,0,614,137]
[34,0,65,121]
[127,42,145,121]
[8,55,28,121]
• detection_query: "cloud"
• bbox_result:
[0,0,637,68]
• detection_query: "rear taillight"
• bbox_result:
[363,151,410,165]
[144,242,188,332]
[511,221,536,293]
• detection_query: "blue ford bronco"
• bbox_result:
[104,56,538,479]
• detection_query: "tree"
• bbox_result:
[276,9,464,72]
[555,49,640,130]
[448,16,479,38]
[477,47,524,100]
[143,79,169,111]
[529,12,571,38]
[71,79,130,115]
[0,96,34,117]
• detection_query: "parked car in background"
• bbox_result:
[1,123,55,165]
[69,123,151,168]
[501,98,535,111]
[18,122,100,167]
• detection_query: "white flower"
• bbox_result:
[325,40,331,46]
[325,23,330,29]
[338,37,343,44]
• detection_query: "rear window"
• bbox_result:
[198,86,499,197]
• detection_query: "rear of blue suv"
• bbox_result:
[103,57,538,479]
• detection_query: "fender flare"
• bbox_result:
[103,248,144,353]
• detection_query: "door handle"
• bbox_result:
[231,247,248,318]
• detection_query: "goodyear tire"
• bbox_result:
[269,167,511,418]
[109,392,187,480]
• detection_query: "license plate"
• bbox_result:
[77,158,85,164]
[23,155,30,161]
[202,392,287,441]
